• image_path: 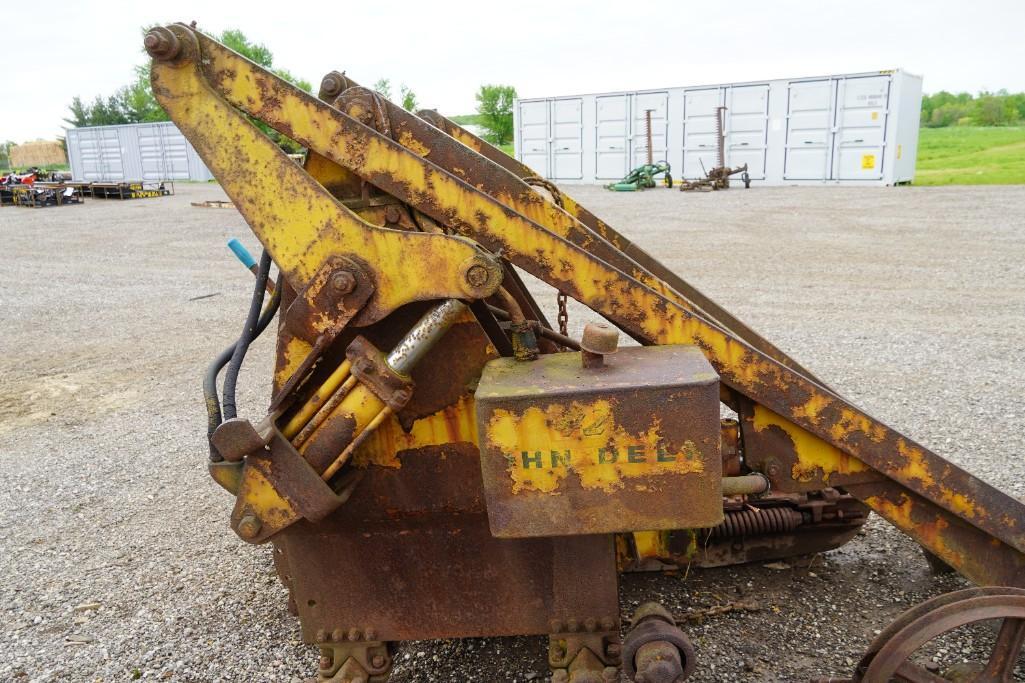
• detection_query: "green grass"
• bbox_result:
[915,126,1025,185]
[448,114,484,127]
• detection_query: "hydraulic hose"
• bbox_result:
[205,251,279,461]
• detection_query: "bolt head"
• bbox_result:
[320,73,344,98]
[566,618,579,632]
[606,643,621,657]
[330,271,356,294]
[144,27,181,61]
[549,619,564,632]
[580,322,620,356]
[237,514,262,539]
[331,628,344,642]
[371,654,386,668]
[347,627,362,641]
[465,264,489,288]
[584,617,598,632]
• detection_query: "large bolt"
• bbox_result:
[580,322,619,369]
[371,654,386,668]
[465,263,489,288]
[330,271,356,294]
[144,27,181,61]
[319,655,332,670]
[237,514,262,539]
[320,73,346,99]
[634,641,684,683]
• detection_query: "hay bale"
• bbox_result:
[11,140,67,168]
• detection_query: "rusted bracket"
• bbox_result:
[283,256,373,344]
[549,620,621,683]
[316,640,391,683]
[345,336,414,412]
[211,418,342,543]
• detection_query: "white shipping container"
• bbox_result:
[66,121,214,182]
[513,70,922,186]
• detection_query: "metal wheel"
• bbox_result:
[852,588,1025,682]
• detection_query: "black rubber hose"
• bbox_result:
[205,252,276,460]
[222,251,272,421]
[203,282,281,459]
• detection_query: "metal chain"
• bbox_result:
[557,292,568,337]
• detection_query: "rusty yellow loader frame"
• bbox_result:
[147,23,1025,683]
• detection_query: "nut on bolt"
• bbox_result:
[465,264,489,288]
[331,271,357,294]
[237,513,262,539]
[320,73,346,99]
[144,27,181,61]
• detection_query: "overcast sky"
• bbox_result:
[3,0,1024,143]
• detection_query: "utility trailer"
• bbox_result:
[145,24,1023,683]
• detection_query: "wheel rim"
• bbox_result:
[863,594,1025,682]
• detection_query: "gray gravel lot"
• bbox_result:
[1,182,1023,682]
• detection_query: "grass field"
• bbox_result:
[912,126,1025,185]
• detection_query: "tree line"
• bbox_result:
[921,90,1025,127]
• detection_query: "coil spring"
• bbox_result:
[709,507,803,540]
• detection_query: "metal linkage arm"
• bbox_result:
[147,26,501,330]
[415,106,823,385]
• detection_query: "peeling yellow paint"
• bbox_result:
[752,405,869,483]
[398,130,430,157]
[487,400,704,494]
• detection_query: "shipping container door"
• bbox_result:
[833,76,889,180]
[725,85,769,179]
[784,80,835,180]
[79,128,125,181]
[631,92,669,167]
[550,99,583,180]
[595,95,629,180]
[138,124,191,180]
[76,130,101,180]
[681,88,723,179]
[518,100,549,177]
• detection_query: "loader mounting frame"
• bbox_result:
[148,23,1025,682]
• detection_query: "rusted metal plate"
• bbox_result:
[275,445,619,641]
[476,346,722,537]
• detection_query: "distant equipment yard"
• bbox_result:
[514,70,922,186]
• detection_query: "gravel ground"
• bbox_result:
[1,182,1023,682]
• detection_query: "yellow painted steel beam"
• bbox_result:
[418,107,825,385]
[149,28,500,328]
